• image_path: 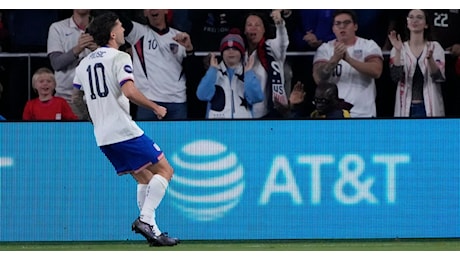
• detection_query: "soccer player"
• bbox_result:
[72,11,178,247]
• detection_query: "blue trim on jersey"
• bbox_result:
[119,78,133,87]
[100,134,164,175]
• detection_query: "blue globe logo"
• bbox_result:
[168,140,245,222]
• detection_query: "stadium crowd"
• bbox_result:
[0,9,459,120]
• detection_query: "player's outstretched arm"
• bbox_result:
[121,80,167,119]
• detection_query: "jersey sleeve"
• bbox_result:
[313,42,331,64]
[73,65,83,90]
[47,22,62,54]
[113,52,135,87]
[364,39,383,61]
[125,21,144,46]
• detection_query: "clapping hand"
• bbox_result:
[75,33,96,54]
[332,41,347,63]
[209,53,219,69]
[426,42,434,60]
[244,54,255,71]
[388,30,403,51]
[289,81,306,106]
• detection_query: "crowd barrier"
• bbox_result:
[0,119,459,241]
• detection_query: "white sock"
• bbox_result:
[137,184,147,211]
[137,184,162,234]
[139,174,169,235]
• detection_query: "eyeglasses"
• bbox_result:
[313,97,330,105]
[407,15,425,21]
[333,20,353,27]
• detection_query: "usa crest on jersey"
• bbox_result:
[170,43,179,54]
[353,49,363,59]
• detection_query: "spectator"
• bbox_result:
[388,9,445,117]
[196,29,263,119]
[289,81,352,118]
[426,9,460,117]
[121,9,194,120]
[22,67,77,121]
[47,9,97,120]
[313,9,383,118]
[72,11,178,246]
[290,10,335,52]
[244,10,290,119]
[286,10,336,117]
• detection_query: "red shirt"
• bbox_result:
[22,96,78,120]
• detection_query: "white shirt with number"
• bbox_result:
[73,47,143,146]
[313,37,383,118]
[126,22,188,103]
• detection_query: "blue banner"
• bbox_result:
[0,119,459,241]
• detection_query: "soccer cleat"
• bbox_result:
[149,232,179,247]
[131,218,157,243]
[132,218,179,246]
[163,232,180,244]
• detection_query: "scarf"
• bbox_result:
[256,38,289,111]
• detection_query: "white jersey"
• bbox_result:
[73,47,144,146]
[126,22,187,103]
[47,17,92,102]
[313,37,383,117]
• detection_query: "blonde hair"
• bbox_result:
[32,67,56,90]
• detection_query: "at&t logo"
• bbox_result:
[168,140,244,222]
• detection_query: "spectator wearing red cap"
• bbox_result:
[196,29,264,119]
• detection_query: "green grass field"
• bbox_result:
[1,238,460,251]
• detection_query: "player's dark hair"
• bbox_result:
[86,11,119,46]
